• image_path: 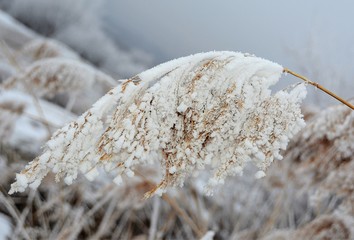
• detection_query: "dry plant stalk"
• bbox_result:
[283,68,354,110]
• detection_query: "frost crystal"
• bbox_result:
[9,51,306,196]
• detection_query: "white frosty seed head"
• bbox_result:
[9,51,306,197]
[2,58,115,98]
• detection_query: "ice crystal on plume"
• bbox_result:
[9,51,306,196]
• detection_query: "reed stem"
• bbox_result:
[283,68,354,110]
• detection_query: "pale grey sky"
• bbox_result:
[106,1,354,61]
[104,1,354,106]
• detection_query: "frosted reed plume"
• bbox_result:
[9,51,306,196]
[287,101,354,214]
[262,213,354,240]
[20,38,80,61]
[2,58,116,98]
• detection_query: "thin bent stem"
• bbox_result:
[283,68,354,110]
[162,194,204,238]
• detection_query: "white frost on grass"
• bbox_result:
[0,90,76,154]
[302,101,354,160]
[9,51,306,197]
[0,214,11,240]
[2,58,116,98]
[19,38,80,62]
[200,231,215,240]
[0,9,37,48]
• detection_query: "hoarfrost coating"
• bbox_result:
[2,58,116,98]
[9,51,306,196]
